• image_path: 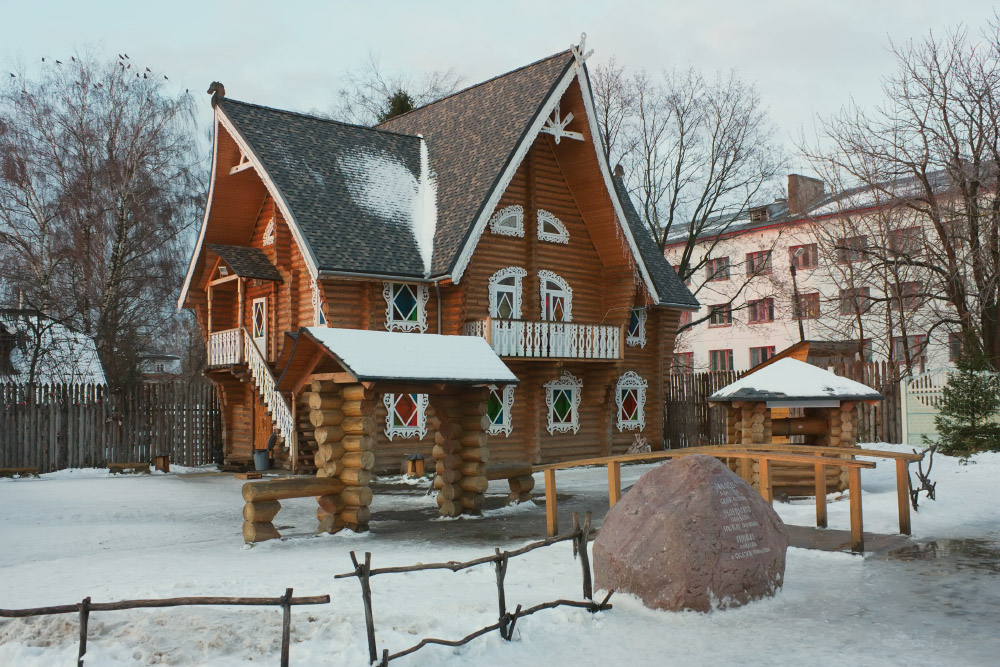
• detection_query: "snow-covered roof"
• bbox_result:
[297,327,518,384]
[709,358,881,404]
[0,311,106,385]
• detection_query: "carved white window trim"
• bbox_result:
[262,218,275,246]
[616,371,647,432]
[312,281,327,326]
[488,266,526,319]
[538,270,573,322]
[383,282,429,332]
[537,209,569,244]
[545,370,582,434]
[626,307,647,348]
[383,393,428,440]
[486,384,515,437]
[489,205,524,238]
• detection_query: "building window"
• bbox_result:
[891,281,921,311]
[747,298,775,323]
[750,346,776,367]
[790,243,818,269]
[615,371,647,432]
[383,393,428,440]
[312,281,327,326]
[708,304,733,326]
[539,270,572,321]
[486,384,515,437]
[893,335,927,366]
[839,287,871,315]
[384,282,429,332]
[489,267,526,319]
[794,292,821,319]
[537,209,570,244]
[672,352,694,373]
[706,257,730,281]
[626,307,647,347]
[837,235,868,263]
[888,227,922,255]
[949,333,962,361]
[746,250,772,275]
[709,349,734,371]
[545,371,582,434]
[489,205,524,237]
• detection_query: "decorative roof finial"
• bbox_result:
[207,81,226,107]
[571,32,594,67]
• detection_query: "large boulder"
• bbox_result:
[593,455,787,612]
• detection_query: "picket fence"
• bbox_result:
[0,382,223,472]
[664,360,905,448]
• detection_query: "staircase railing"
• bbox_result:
[241,327,296,449]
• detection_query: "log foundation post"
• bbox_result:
[430,388,490,517]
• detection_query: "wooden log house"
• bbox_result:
[178,43,700,503]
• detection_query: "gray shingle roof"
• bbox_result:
[218,100,427,277]
[208,244,283,281]
[612,177,700,309]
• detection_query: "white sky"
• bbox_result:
[3,0,997,172]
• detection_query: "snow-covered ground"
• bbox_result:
[1,444,999,666]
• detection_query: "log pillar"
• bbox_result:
[308,379,374,532]
[430,388,490,517]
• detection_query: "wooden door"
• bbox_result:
[251,297,268,357]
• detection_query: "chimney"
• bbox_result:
[614,163,625,179]
[787,174,825,217]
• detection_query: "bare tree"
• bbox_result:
[331,52,465,126]
[0,53,203,385]
[803,21,1000,370]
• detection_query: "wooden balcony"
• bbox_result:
[207,327,244,367]
[464,318,623,360]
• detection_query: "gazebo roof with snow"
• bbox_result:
[708,358,883,408]
[276,327,518,394]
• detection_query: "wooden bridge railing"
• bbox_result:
[533,445,891,553]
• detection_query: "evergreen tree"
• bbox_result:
[932,346,1000,458]
[378,89,415,123]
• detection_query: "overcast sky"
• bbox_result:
[4,0,998,172]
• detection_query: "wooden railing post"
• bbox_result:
[758,457,773,503]
[814,462,827,528]
[848,467,864,553]
[607,461,621,507]
[77,596,90,667]
[279,587,292,667]
[544,468,558,537]
[895,459,911,535]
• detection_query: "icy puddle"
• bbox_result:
[878,536,1000,573]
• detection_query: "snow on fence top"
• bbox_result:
[709,358,882,405]
[302,327,518,384]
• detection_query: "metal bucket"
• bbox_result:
[253,450,270,471]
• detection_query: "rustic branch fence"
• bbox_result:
[0,589,330,667]
[0,381,223,472]
[334,512,612,665]
[665,361,904,448]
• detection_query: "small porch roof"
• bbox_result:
[208,244,283,282]
[276,327,519,392]
[708,358,883,406]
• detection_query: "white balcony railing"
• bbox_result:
[207,328,243,366]
[464,318,622,360]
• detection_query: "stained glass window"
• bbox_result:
[489,267,525,320]
[616,371,647,431]
[384,282,428,332]
[486,385,514,436]
[545,371,582,434]
[539,271,572,322]
[626,307,646,347]
[383,393,428,440]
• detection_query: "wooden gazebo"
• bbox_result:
[708,358,883,495]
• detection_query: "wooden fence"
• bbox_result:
[664,361,905,448]
[0,382,223,472]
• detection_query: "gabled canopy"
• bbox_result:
[208,244,283,281]
[276,327,518,393]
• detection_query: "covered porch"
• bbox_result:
[272,327,518,534]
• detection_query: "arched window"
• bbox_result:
[489,205,524,238]
[616,371,647,432]
[537,209,569,244]
[489,267,526,319]
[545,371,582,434]
[538,270,572,322]
[486,384,515,436]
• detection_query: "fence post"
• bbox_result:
[280,587,292,667]
[493,548,510,640]
[77,596,91,667]
[350,551,378,665]
[573,512,593,602]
